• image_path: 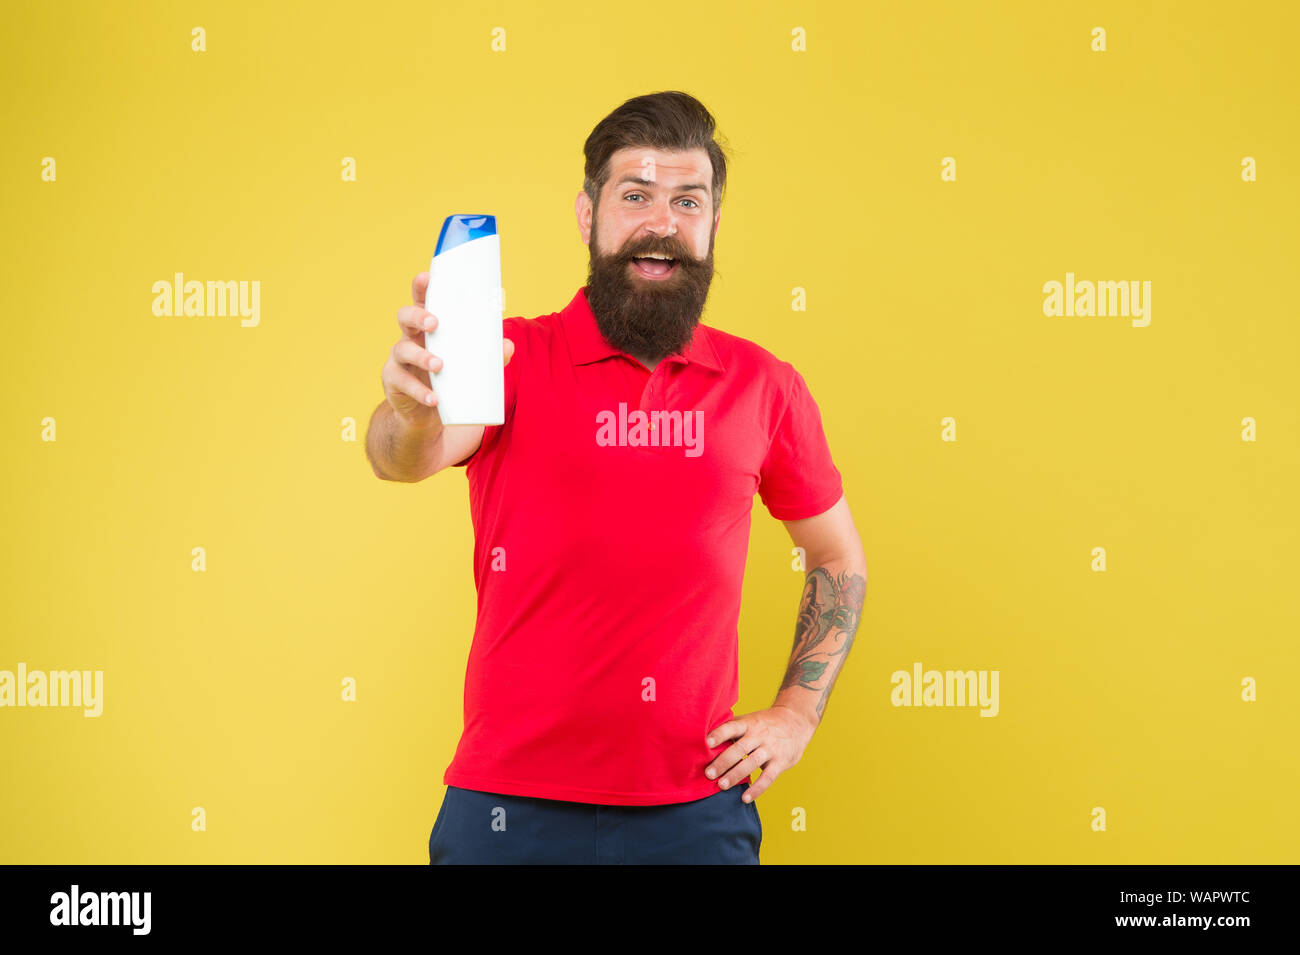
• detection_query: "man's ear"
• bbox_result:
[576,191,593,245]
[714,207,721,236]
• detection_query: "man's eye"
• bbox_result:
[623,194,700,208]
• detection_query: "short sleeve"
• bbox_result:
[757,366,844,520]
[449,316,524,468]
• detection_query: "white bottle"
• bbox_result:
[423,214,504,425]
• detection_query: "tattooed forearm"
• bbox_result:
[776,564,866,723]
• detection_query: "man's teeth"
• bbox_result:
[639,253,674,259]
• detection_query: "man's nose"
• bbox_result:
[644,203,678,239]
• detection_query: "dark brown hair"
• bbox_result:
[583,91,730,213]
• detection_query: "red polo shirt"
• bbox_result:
[442,286,843,805]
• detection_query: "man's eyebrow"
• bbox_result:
[613,174,710,194]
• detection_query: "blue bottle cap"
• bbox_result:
[435,214,497,255]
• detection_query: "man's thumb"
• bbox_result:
[503,337,516,366]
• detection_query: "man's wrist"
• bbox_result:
[772,693,821,732]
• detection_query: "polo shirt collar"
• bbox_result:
[561,286,724,373]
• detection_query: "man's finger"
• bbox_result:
[716,751,762,790]
[398,304,436,339]
[741,766,781,803]
[706,735,760,783]
[411,271,429,307]
[705,720,745,748]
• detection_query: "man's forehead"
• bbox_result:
[606,147,712,185]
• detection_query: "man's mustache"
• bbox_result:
[612,239,697,262]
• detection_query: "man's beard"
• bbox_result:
[584,216,715,364]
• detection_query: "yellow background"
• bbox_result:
[2,0,1296,864]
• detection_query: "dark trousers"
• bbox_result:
[428,784,762,864]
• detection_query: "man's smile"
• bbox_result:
[630,256,679,279]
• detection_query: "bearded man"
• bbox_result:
[367,89,867,865]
